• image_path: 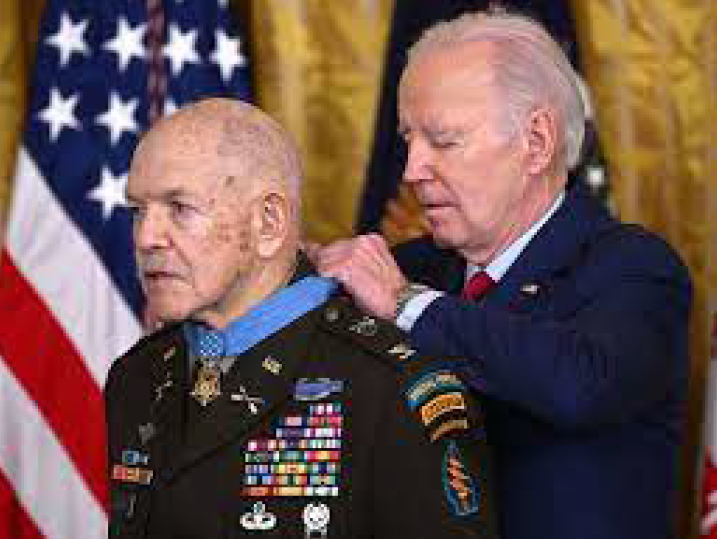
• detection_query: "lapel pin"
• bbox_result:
[163,347,176,361]
[231,385,265,414]
[520,283,540,295]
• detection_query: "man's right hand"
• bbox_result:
[311,234,407,321]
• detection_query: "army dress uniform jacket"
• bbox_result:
[105,295,498,539]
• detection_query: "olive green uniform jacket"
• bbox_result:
[105,295,498,539]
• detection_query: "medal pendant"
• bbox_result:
[191,361,222,406]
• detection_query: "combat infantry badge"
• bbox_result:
[191,360,222,406]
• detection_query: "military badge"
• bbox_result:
[303,502,330,538]
[243,403,343,498]
[154,378,173,403]
[230,385,265,414]
[430,418,470,442]
[262,356,283,375]
[240,502,276,531]
[348,315,378,336]
[112,464,153,486]
[420,392,466,426]
[121,449,149,466]
[138,423,155,445]
[405,370,465,410]
[294,378,344,401]
[191,360,222,406]
[443,441,480,516]
[388,342,416,361]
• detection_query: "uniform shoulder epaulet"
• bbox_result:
[316,295,422,373]
[317,295,485,444]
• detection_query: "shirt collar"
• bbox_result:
[466,191,565,282]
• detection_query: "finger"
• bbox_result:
[352,234,389,270]
[302,240,321,264]
[313,240,351,271]
[362,234,402,279]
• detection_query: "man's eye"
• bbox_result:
[170,201,194,218]
[126,204,144,220]
[432,139,457,150]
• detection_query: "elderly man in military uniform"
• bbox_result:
[105,98,497,539]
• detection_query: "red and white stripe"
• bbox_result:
[701,313,717,537]
[0,148,141,538]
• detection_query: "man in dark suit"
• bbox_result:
[105,98,498,538]
[314,9,692,539]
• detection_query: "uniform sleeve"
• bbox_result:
[371,380,499,539]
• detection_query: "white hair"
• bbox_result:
[406,10,586,170]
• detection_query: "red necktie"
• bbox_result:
[461,271,496,300]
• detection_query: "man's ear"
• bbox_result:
[523,106,558,175]
[254,191,290,259]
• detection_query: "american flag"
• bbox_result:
[0,0,250,537]
[701,313,717,537]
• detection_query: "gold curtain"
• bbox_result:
[0,1,25,228]
[247,0,393,243]
[571,1,717,537]
[0,0,45,231]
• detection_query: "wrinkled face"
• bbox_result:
[127,133,259,324]
[398,43,537,262]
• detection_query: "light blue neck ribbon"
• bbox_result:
[184,276,337,358]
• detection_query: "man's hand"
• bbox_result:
[312,234,407,320]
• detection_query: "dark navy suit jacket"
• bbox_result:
[394,185,692,539]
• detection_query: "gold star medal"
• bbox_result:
[191,360,222,406]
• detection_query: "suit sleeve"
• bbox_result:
[371,388,499,539]
[408,229,692,430]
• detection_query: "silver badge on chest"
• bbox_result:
[240,501,277,531]
[303,502,330,538]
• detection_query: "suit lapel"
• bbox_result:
[487,185,615,307]
[162,309,320,482]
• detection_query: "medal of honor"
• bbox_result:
[191,360,222,406]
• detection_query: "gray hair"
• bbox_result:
[406,10,586,170]
[151,98,304,221]
[214,100,304,220]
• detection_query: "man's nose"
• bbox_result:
[133,207,168,250]
[402,140,432,184]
